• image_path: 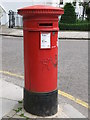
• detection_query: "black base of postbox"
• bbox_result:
[24,88,58,116]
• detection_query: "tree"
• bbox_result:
[61,3,76,24]
[86,5,90,21]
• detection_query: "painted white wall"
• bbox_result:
[75,1,83,18]
[1,12,8,25]
[63,0,84,5]
[63,0,73,5]
[0,3,8,25]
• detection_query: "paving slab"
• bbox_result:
[0,80,23,101]
[3,103,69,119]
[3,102,86,119]
[1,80,86,119]
[9,30,23,37]
[0,98,2,120]
[58,31,89,39]
[0,98,17,119]
[0,80,23,119]
[60,103,86,118]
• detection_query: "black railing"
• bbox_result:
[8,10,23,28]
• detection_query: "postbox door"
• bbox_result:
[24,31,58,92]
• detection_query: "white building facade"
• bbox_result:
[0,0,88,26]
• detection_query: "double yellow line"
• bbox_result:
[0,70,24,79]
[58,90,89,109]
[0,70,89,109]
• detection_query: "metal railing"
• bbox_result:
[8,10,23,28]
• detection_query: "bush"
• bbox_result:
[59,22,90,31]
[61,3,76,24]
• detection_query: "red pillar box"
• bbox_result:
[18,5,64,116]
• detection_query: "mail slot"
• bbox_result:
[39,23,53,27]
[18,5,64,116]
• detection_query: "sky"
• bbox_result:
[0,0,59,3]
[0,0,59,12]
[1,0,89,13]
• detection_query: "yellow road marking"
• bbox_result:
[58,90,89,109]
[0,70,89,109]
[0,70,24,79]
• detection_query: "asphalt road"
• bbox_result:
[1,36,88,117]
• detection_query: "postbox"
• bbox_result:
[18,5,64,116]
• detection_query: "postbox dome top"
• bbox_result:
[18,5,64,16]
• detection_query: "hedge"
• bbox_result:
[59,22,90,31]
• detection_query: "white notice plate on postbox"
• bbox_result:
[41,33,51,49]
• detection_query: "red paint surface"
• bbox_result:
[18,5,64,92]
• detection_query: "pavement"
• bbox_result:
[0,25,89,119]
[0,79,86,119]
[0,25,90,39]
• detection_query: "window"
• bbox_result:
[60,0,63,4]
